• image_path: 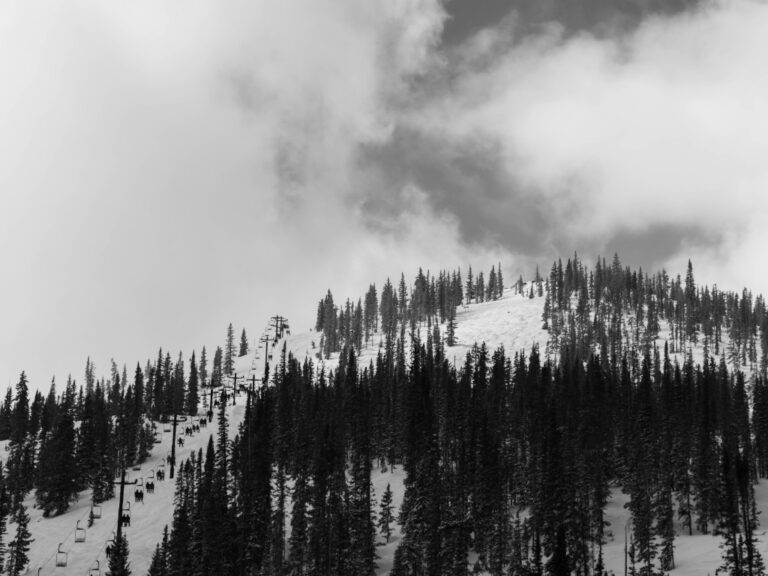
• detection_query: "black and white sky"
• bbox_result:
[2,0,767,388]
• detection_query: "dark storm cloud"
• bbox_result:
[441,0,704,45]
[357,127,718,268]
[577,224,723,273]
[358,127,550,255]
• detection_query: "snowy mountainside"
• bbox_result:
[17,278,768,576]
[278,285,550,374]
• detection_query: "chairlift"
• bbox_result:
[89,559,101,576]
[75,520,86,543]
[55,543,68,567]
[91,504,102,519]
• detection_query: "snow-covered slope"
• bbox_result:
[17,284,768,575]
[22,408,247,575]
[276,286,550,374]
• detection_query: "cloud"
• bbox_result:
[441,0,705,46]
[360,0,768,287]
[0,0,484,386]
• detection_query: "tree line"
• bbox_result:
[149,251,768,575]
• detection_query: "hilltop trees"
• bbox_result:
[317,264,497,354]
[35,403,77,516]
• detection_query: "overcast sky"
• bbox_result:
[3,0,768,390]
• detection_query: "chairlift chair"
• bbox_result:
[148,469,155,480]
[164,425,171,433]
[75,520,86,543]
[125,501,131,513]
[91,504,102,519]
[132,465,141,471]
[89,560,101,576]
[159,460,165,469]
[136,477,143,487]
[55,543,68,567]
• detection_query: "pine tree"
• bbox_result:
[187,351,200,416]
[0,387,12,441]
[378,483,395,543]
[0,468,8,574]
[225,323,236,375]
[466,267,474,304]
[199,346,208,389]
[476,272,485,303]
[108,533,131,576]
[216,388,229,490]
[6,505,32,576]
[487,266,497,301]
[212,347,223,388]
[239,328,249,357]
[147,540,168,576]
[36,407,78,516]
[85,357,96,396]
[289,470,310,572]
[10,372,29,445]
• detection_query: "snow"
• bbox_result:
[274,286,551,376]
[17,284,768,575]
[22,407,242,575]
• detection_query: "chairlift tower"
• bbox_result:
[269,315,290,340]
[160,411,188,479]
[112,463,139,542]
